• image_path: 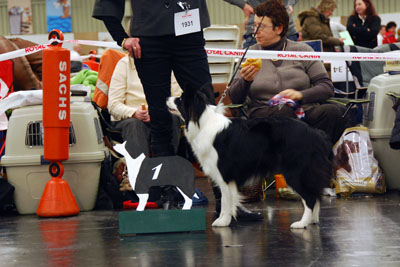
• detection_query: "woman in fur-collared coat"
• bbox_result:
[298,0,344,52]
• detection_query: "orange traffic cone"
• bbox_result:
[37,162,79,217]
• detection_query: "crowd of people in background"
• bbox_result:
[84,0,400,57]
[296,0,396,51]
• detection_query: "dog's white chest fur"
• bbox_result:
[185,106,230,175]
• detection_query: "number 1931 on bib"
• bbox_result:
[174,8,201,36]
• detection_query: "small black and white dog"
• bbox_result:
[167,85,333,228]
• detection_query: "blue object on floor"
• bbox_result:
[192,188,208,205]
[179,188,208,207]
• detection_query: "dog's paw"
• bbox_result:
[212,216,232,227]
[290,221,308,229]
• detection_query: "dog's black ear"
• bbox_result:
[199,83,215,105]
[181,83,196,103]
[181,82,214,104]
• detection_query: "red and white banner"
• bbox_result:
[0,44,50,62]
[0,39,120,62]
[206,48,400,62]
[2,38,400,62]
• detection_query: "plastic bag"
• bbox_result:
[0,90,42,114]
[333,126,386,196]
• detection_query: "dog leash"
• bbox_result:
[217,36,252,106]
[217,3,271,105]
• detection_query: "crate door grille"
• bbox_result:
[25,121,76,147]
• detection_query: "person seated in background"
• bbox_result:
[229,0,347,198]
[377,25,386,46]
[298,0,344,52]
[383,21,398,44]
[229,0,346,145]
[108,55,182,159]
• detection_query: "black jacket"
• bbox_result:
[346,15,381,48]
[93,0,210,39]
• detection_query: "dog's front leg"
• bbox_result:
[136,193,149,211]
[212,183,232,227]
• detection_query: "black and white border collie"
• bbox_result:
[167,85,333,228]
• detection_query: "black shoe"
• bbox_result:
[163,200,178,210]
[235,207,263,221]
[161,186,182,210]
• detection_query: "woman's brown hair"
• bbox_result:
[254,0,289,37]
[351,0,378,19]
[317,0,337,12]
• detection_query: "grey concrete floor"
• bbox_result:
[1,177,400,267]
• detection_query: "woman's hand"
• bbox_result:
[240,65,258,82]
[133,107,150,122]
[279,89,303,101]
[122,37,142,58]
[243,3,254,17]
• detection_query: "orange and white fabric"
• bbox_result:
[93,49,126,109]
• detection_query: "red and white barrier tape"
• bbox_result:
[206,48,400,62]
[2,38,400,62]
[0,44,51,61]
[0,39,120,62]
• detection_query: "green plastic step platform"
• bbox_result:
[119,208,206,235]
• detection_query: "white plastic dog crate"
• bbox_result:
[363,73,400,190]
[1,96,107,214]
